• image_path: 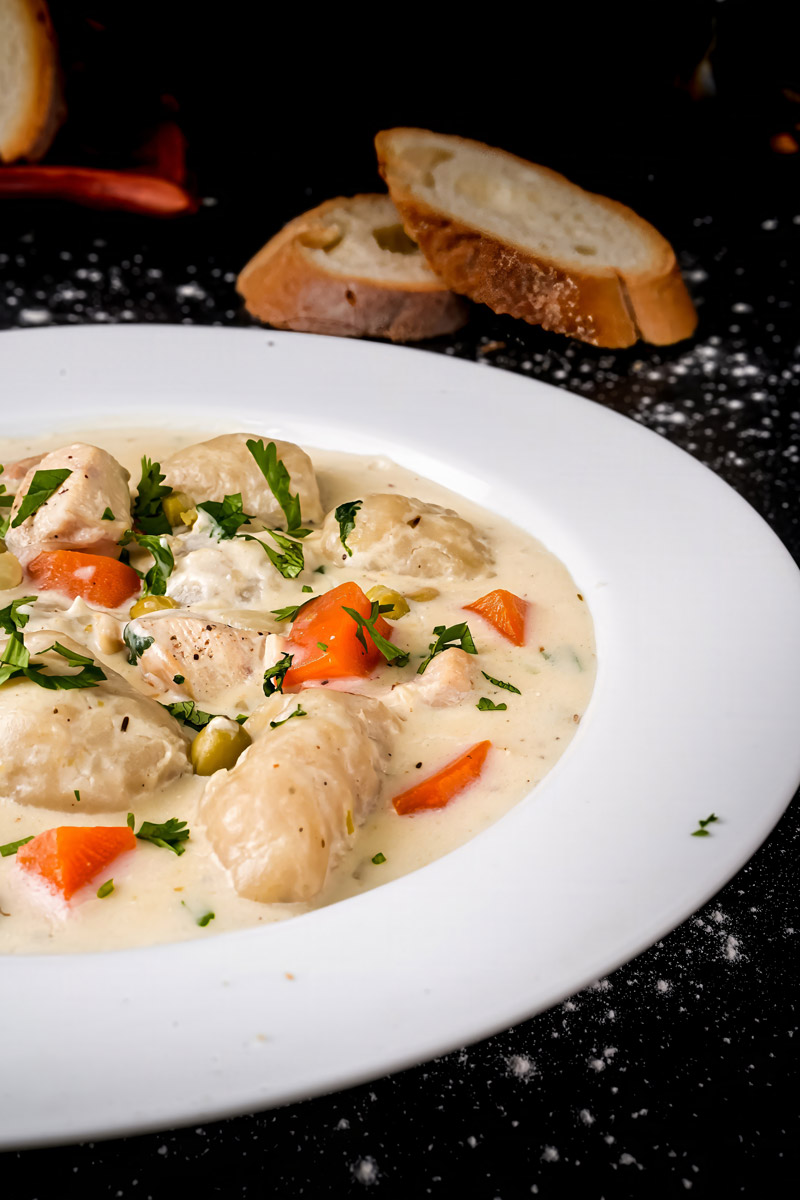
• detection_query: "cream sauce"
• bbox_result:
[0,429,596,954]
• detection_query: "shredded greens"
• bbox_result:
[476,697,507,711]
[10,467,72,528]
[343,602,410,667]
[162,700,216,731]
[417,623,477,675]
[0,634,106,690]
[0,595,36,636]
[246,439,309,536]
[0,835,34,858]
[128,812,190,855]
[692,813,720,838]
[263,653,294,697]
[481,671,521,695]
[132,458,172,535]
[334,500,362,556]
[269,705,307,729]
[197,493,254,540]
[123,624,154,666]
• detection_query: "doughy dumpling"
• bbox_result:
[0,631,190,811]
[161,433,323,528]
[199,690,398,903]
[319,493,492,578]
[4,443,132,567]
[127,612,271,707]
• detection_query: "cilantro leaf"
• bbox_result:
[481,671,521,695]
[477,697,508,711]
[162,700,216,731]
[123,624,155,665]
[245,439,309,535]
[0,595,37,636]
[0,835,34,857]
[269,704,307,729]
[10,468,71,528]
[197,493,255,540]
[343,602,410,668]
[417,622,477,675]
[131,815,190,855]
[132,457,172,535]
[263,652,294,696]
[334,500,362,557]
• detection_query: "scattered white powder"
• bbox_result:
[18,308,51,325]
[506,1054,536,1079]
[176,282,208,301]
[579,1109,595,1126]
[541,1146,559,1162]
[656,980,672,993]
[351,1157,379,1185]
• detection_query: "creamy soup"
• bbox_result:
[0,429,596,954]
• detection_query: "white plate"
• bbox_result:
[1,326,799,1149]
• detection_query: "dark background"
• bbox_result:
[1,1,799,1196]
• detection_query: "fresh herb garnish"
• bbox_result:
[343,601,410,667]
[129,814,190,855]
[96,879,114,898]
[10,467,72,528]
[74,789,81,803]
[476,697,508,711]
[163,701,215,731]
[692,814,720,838]
[301,585,313,593]
[314,565,325,574]
[197,911,215,927]
[101,507,115,521]
[317,641,328,652]
[334,500,362,557]
[246,439,309,536]
[481,671,521,695]
[197,493,254,540]
[0,634,106,690]
[0,594,37,635]
[240,530,305,580]
[173,674,185,685]
[263,653,294,697]
[270,600,310,623]
[417,623,477,675]
[123,624,155,666]
[0,835,34,857]
[269,705,307,729]
[371,852,387,865]
[132,534,174,596]
[132,457,172,535]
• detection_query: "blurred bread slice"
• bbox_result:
[0,0,65,162]
[376,128,697,348]
[237,194,468,342]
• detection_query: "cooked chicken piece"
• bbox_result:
[4,443,132,567]
[161,433,323,528]
[199,690,398,903]
[318,493,492,578]
[0,453,44,492]
[128,612,273,708]
[0,631,190,811]
[387,648,480,711]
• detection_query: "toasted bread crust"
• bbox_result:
[237,196,468,342]
[0,0,65,163]
[376,128,697,348]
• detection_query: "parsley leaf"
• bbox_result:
[269,705,307,729]
[477,697,508,711]
[0,595,37,636]
[371,852,387,865]
[334,500,362,556]
[692,813,720,837]
[270,600,310,623]
[240,530,304,579]
[417,623,477,675]
[263,652,294,696]
[197,493,255,540]
[481,671,521,695]
[130,814,190,855]
[162,701,216,731]
[10,468,72,528]
[246,439,310,536]
[196,911,215,927]
[96,879,114,898]
[101,507,115,521]
[132,458,172,535]
[343,601,410,667]
[0,634,106,690]
[132,534,174,596]
[123,624,155,666]
[0,835,34,857]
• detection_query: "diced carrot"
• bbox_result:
[464,588,530,647]
[284,581,393,688]
[392,741,492,815]
[17,826,136,900]
[28,550,141,609]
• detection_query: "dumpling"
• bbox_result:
[161,433,323,528]
[318,493,492,578]
[0,631,190,811]
[4,443,132,567]
[198,690,398,903]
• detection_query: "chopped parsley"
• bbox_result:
[263,653,294,697]
[477,697,507,711]
[0,594,37,636]
[101,507,115,521]
[197,911,215,927]
[317,641,328,652]
[11,467,72,528]
[132,457,172,535]
[0,835,34,857]
[314,565,325,574]
[269,705,307,729]
[0,466,13,536]
[0,634,106,690]
[162,700,216,731]
[197,492,254,540]
[343,601,410,667]
[123,624,155,666]
[128,813,190,855]
[240,530,305,580]
[270,600,310,623]
[301,585,313,593]
[96,879,114,898]
[334,500,362,556]
[371,852,387,865]
[132,534,174,596]
[74,789,81,803]
[481,671,521,695]
[417,622,477,675]
[246,439,309,536]
[692,813,720,838]
[173,674,185,685]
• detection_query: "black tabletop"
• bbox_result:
[1,10,799,1193]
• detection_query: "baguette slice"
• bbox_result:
[236,194,468,342]
[376,128,697,348]
[0,0,65,163]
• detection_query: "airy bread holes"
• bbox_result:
[372,225,418,255]
[298,224,343,252]
[574,244,597,256]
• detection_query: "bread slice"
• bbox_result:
[0,0,65,163]
[375,128,697,348]
[237,194,468,342]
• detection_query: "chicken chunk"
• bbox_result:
[0,631,190,811]
[4,443,132,567]
[388,648,480,711]
[319,493,492,578]
[0,453,44,492]
[199,690,399,903]
[161,433,323,528]
[128,611,273,709]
